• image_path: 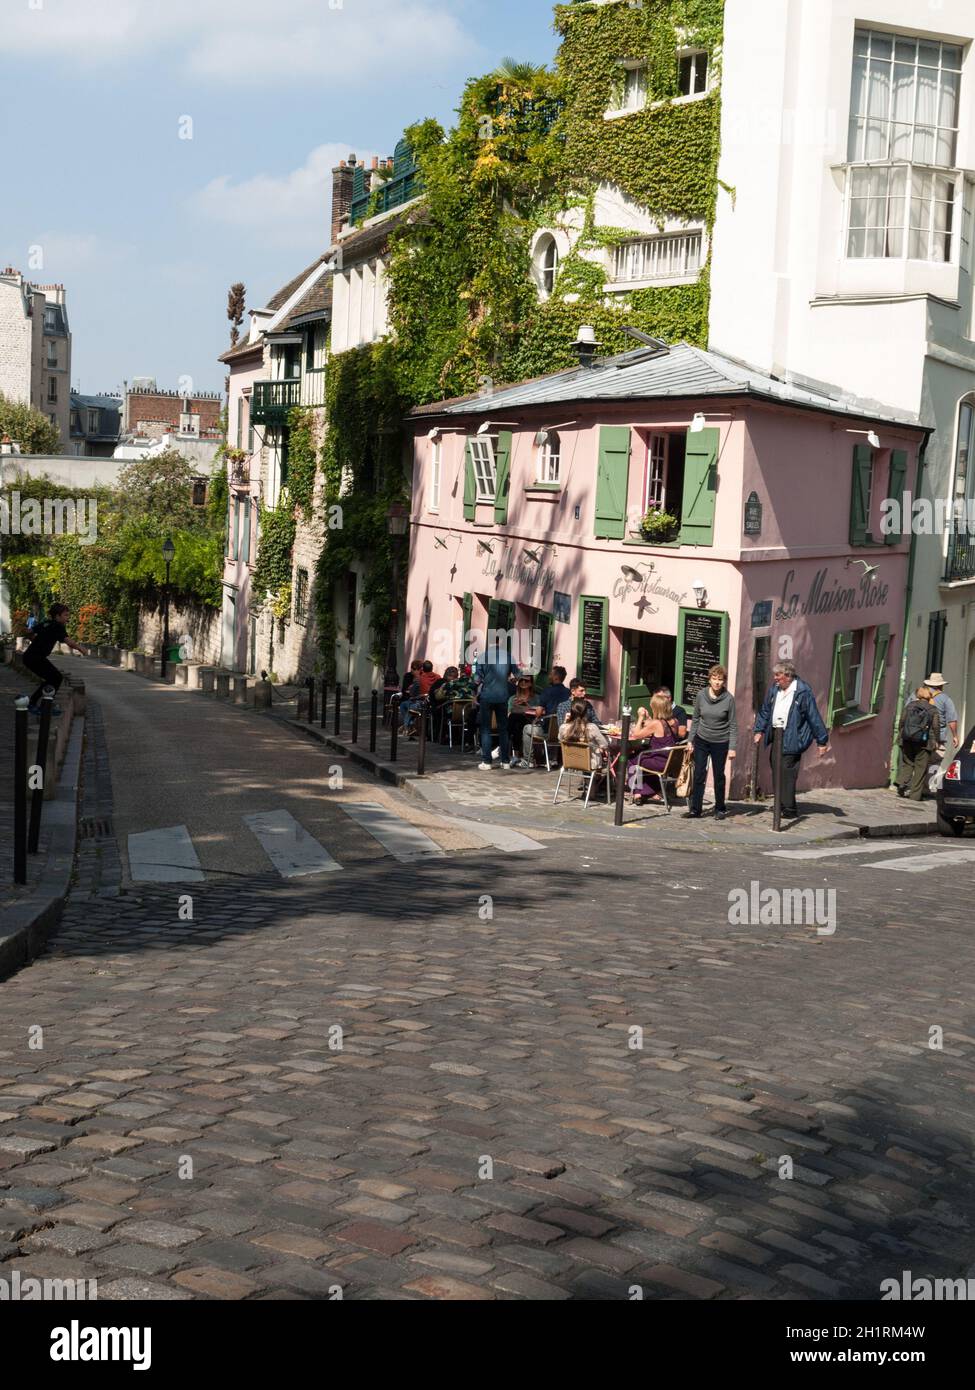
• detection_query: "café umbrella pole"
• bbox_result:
[614,708,631,828]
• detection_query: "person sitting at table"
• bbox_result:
[557,678,598,727]
[519,664,570,767]
[625,693,683,805]
[654,686,688,739]
[507,676,539,768]
[401,660,423,697]
[558,698,609,771]
[402,660,442,737]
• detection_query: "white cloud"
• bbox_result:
[189,142,378,250]
[5,0,477,84]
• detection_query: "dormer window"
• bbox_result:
[677,49,709,97]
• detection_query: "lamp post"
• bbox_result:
[160,536,175,680]
[384,502,408,690]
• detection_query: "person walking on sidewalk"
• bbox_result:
[474,639,519,770]
[897,686,941,801]
[685,665,737,821]
[924,673,958,750]
[753,660,829,820]
[22,603,87,714]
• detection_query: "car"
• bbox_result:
[936,726,975,836]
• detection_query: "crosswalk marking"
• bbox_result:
[448,816,545,854]
[864,849,975,874]
[243,810,343,878]
[127,825,205,883]
[339,802,447,863]
[765,842,914,862]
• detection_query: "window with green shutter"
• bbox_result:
[232,497,241,562]
[678,427,719,546]
[884,450,908,545]
[594,426,631,539]
[849,445,875,546]
[827,629,854,726]
[870,624,891,714]
[461,592,473,663]
[494,430,512,524]
[463,440,477,521]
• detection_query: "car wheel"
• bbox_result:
[937,811,966,837]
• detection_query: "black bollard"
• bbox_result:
[416,698,428,776]
[306,676,316,724]
[369,690,378,753]
[14,697,29,884]
[614,709,631,827]
[28,690,54,854]
[333,682,342,737]
[352,686,360,744]
[389,694,400,762]
[320,678,328,730]
[772,726,783,833]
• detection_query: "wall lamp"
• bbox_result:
[477,539,494,554]
[477,420,509,436]
[620,565,645,583]
[534,420,577,447]
[692,579,709,609]
[846,557,879,579]
[427,427,441,441]
[847,428,881,448]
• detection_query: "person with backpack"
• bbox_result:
[897,686,941,801]
[22,603,87,715]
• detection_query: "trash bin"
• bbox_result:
[166,645,182,664]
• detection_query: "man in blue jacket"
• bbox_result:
[475,638,520,770]
[753,660,830,819]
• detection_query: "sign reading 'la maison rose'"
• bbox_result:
[775,566,889,622]
[481,554,556,593]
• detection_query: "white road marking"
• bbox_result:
[127,825,204,883]
[243,810,343,877]
[340,802,446,862]
[865,849,975,874]
[765,842,915,861]
[448,817,546,853]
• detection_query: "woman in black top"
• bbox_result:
[22,603,86,713]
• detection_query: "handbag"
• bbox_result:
[675,745,694,798]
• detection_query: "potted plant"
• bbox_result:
[639,508,680,544]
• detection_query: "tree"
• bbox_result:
[114,449,206,531]
[227,282,246,346]
[0,393,60,454]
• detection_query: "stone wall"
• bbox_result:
[137,601,221,667]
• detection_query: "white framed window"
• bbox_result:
[535,235,559,297]
[470,437,496,501]
[953,399,975,504]
[430,438,442,511]
[44,307,56,330]
[613,231,703,283]
[46,341,57,367]
[607,61,647,116]
[848,30,961,167]
[677,49,709,98]
[642,433,668,511]
[846,165,958,263]
[87,410,99,432]
[537,433,561,484]
[846,629,866,708]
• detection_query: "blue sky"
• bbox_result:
[1,0,560,397]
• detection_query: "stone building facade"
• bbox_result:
[0,267,72,445]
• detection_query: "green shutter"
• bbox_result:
[232,498,240,561]
[463,439,477,521]
[679,427,719,546]
[461,591,473,664]
[241,498,251,565]
[870,624,891,714]
[850,445,872,545]
[885,450,908,545]
[594,426,631,539]
[494,430,512,525]
[827,629,854,726]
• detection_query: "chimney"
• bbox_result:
[330,153,357,243]
[572,325,601,369]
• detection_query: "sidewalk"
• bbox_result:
[276,700,938,847]
[0,664,51,904]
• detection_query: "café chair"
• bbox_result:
[629,744,688,814]
[529,714,561,771]
[446,699,475,751]
[553,741,610,809]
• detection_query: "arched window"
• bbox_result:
[533,234,559,299]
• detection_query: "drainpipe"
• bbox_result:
[889,433,931,785]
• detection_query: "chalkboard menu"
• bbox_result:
[578,596,607,697]
[678,609,728,707]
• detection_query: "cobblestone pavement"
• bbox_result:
[1,827,974,1301]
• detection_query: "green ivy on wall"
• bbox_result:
[251,503,296,621]
[285,407,318,517]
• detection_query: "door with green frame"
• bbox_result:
[618,630,678,716]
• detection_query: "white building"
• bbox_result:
[0,268,72,445]
[709,0,975,740]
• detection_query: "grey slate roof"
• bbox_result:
[410,341,927,432]
[275,278,332,331]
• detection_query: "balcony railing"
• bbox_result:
[251,374,325,424]
[946,530,975,582]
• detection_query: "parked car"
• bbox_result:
[936,726,975,836]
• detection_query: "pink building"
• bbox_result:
[405,338,930,795]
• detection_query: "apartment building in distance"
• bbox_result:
[0,267,72,444]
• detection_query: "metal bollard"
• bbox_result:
[416,698,429,776]
[772,726,783,833]
[614,708,631,827]
[333,682,342,737]
[306,676,316,724]
[369,690,378,753]
[28,691,54,854]
[14,697,29,884]
[389,694,400,762]
[320,678,328,730]
[351,686,360,744]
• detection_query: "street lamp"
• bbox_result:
[384,502,408,690]
[160,536,175,680]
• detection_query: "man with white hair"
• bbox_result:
[753,660,830,820]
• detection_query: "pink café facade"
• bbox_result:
[404,340,929,797]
